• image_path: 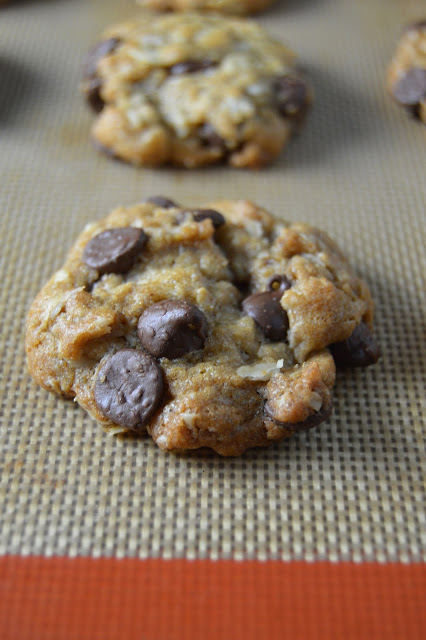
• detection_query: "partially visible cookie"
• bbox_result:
[82,14,312,168]
[136,0,277,16]
[387,20,426,123]
[26,199,379,456]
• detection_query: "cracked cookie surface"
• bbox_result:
[26,199,379,456]
[387,20,426,123]
[82,13,311,168]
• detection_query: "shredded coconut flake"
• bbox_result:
[156,434,169,447]
[53,269,70,283]
[107,426,128,437]
[309,392,323,412]
[182,413,199,429]
[237,360,282,381]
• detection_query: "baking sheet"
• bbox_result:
[0,0,425,562]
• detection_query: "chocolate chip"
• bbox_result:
[392,68,426,114]
[92,138,122,161]
[405,20,426,32]
[273,76,309,119]
[146,196,178,208]
[199,123,227,150]
[191,208,225,229]
[85,76,105,114]
[83,37,121,79]
[169,59,217,75]
[94,349,164,431]
[265,402,333,432]
[83,227,147,274]
[242,285,289,341]
[83,37,121,113]
[329,322,381,368]
[138,300,209,359]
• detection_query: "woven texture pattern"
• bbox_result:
[0,0,425,562]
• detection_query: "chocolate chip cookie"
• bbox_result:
[136,0,276,15]
[82,14,311,168]
[387,20,426,124]
[26,199,379,456]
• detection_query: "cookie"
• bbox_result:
[82,14,311,168]
[387,20,426,123]
[26,199,380,456]
[136,0,277,16]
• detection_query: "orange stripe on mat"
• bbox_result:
[0,557,425,640]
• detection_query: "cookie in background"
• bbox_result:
[136,0,277,16]
[387,20,426,123]
[82,13,311,168]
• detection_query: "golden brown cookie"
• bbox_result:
[26,199,379,456]
[387,20,426,123]
[82,14,311,168]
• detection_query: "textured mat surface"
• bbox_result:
[0,0,425,562]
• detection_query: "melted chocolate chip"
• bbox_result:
[94,349,164,431]
[392,68,426,116]
[169,59,217,75]
[273,76,309,119]
[265,402,333,432]
[191,208,225,229]
[83,227,147,274]
[146,196,178,208]
[242,285,289,341]
[329,322,381,368]
[138,300,209,359]
[83,37,121,113]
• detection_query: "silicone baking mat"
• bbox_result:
[0,0,425,637]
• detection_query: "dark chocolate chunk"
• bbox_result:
[265,402,333,432]
[94,349,164,431]
[191,208,225,229]
[146,196,178,208]
[83,37,121,113]
[169,59,217,75]
[392,68,426,110]
[83,227,147,274]
[242,285,289,341]
[273,76,309,119]
[138,300,209,359]
[329,322,381,368]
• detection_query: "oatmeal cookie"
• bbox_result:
[82,14,311,168]
[136,0,276,16]
[387,20,426,123]
[26,199,379,456]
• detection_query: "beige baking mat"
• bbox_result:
[0,0,425,562]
